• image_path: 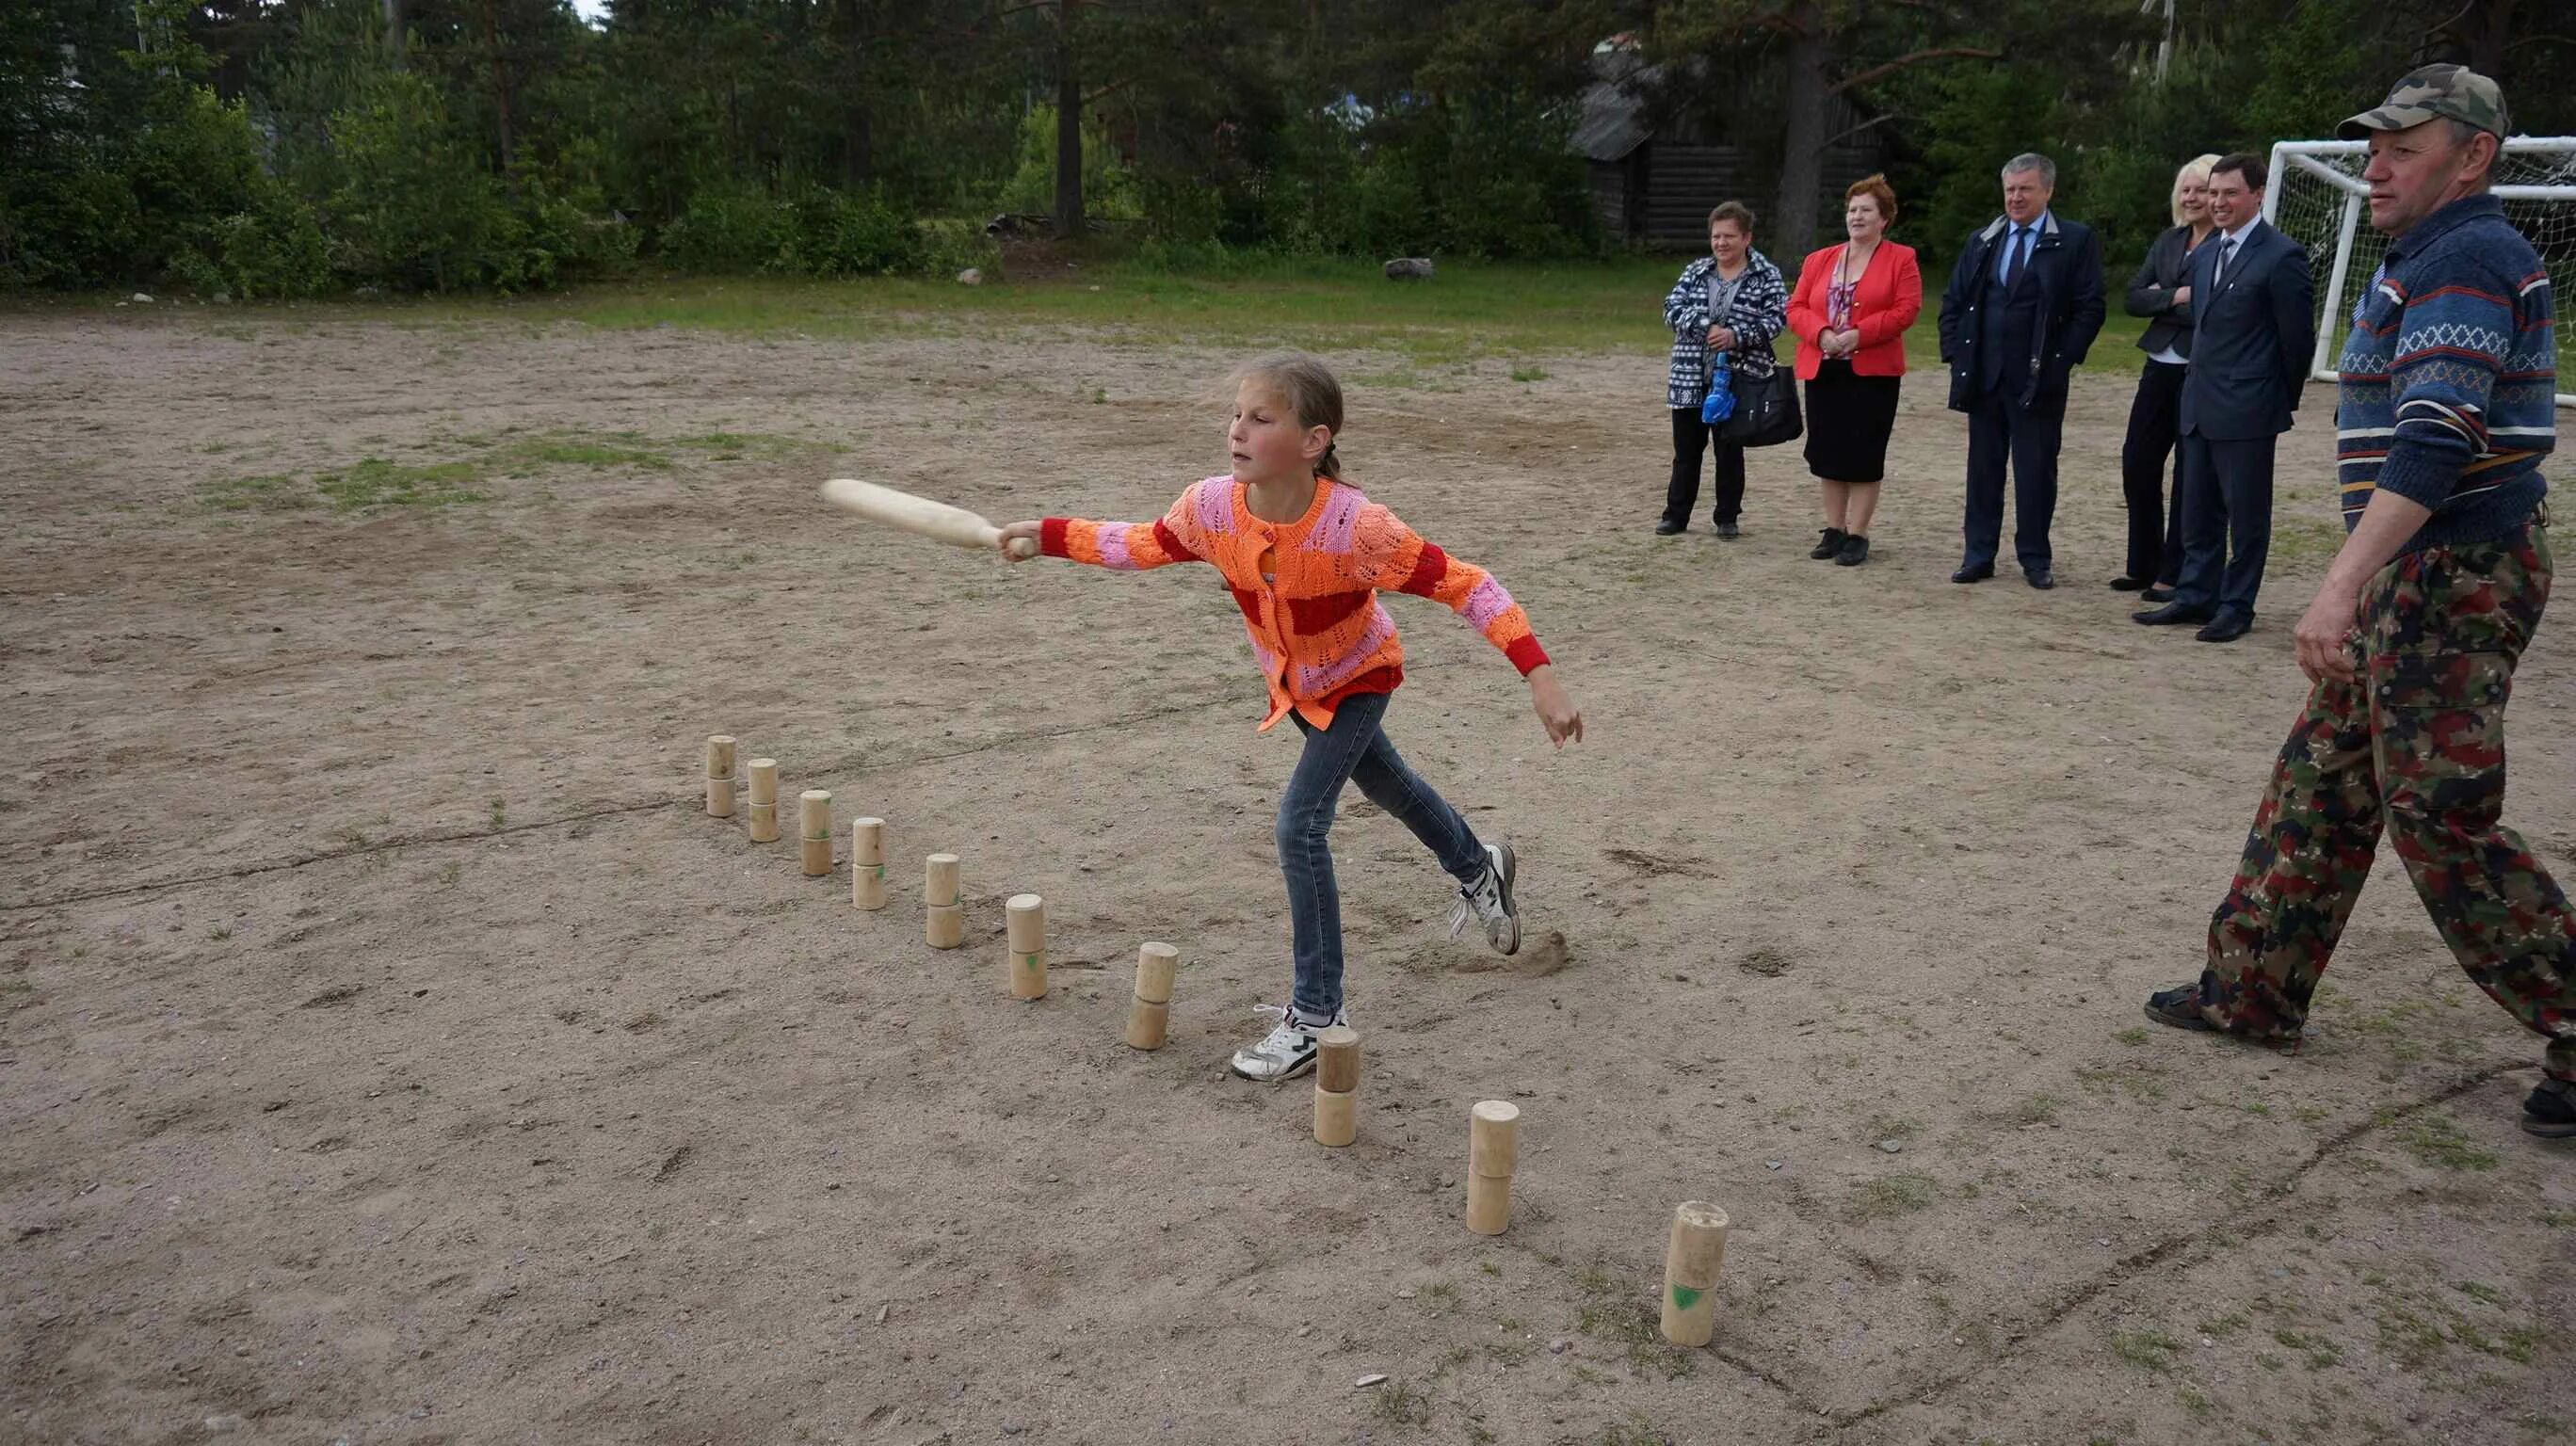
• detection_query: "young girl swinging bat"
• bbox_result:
[997,351,1582,1081]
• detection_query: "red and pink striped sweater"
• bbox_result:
[1041,475,1550,730]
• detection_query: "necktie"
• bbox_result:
[2214,236,2237,288]
[2003,226,2031,289]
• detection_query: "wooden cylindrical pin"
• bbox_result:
[798,790,833,876]
[850,818,885,909]
[926,903,964,950]
[1005,893,1048,1000]
[1659,1200,1731,1347]
[925,853,959,908]
[747,759,780,841]
[1312,1026,1360,1147]
[1465,1100,1521,1235]
[1124,941,1179,1050]
[704,735,736,816]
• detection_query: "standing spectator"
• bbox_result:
[1784,174,1922,567]
[2142,65,2575,1142]
[1659,202,1789,538]
[2114,153,2222,597]
[1937,153,2106,589]
[2133,153,2316,641]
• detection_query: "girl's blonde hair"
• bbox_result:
[1231,351,1346,478]
[2172,153,2223,226]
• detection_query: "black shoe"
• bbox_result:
[2109,576,2147,592]
[2145,983,2302,1048]
[1715,522,1740,539]
[2133,602,2214,626]
[2140,586,2176,604]
[1951,561,1995,584]
[1835,534,1870,566]
[2144,984,2216,1033]
[1810,527,1848,559]
[1654,520,1684,536]
[2522,1078,2576,1138]
[2195,612,2252,642]
[2025,569,2056,590]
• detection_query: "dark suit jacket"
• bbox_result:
[2124,223,2207,360]
[1938,212,2106,411]
[2178,219,2316,440]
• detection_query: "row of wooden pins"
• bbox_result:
[699,742,1743,1329]
[709,736,1187,1032]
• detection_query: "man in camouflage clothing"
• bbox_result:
[2143,65,2576,1138]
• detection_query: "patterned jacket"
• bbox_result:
[1664,250,1788,407]
[2336,194,2553,551]
[1041,476,1550,731]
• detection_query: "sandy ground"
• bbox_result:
[2,305,2571,1446]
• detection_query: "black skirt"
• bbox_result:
[1803,360,1902,484]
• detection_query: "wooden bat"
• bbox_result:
[818,477,1038,559]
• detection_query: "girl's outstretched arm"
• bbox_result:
[996,482,1216,569]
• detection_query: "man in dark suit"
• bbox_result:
[1938,152,2107,589]
[2134,153,2316,641]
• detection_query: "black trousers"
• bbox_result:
[1666,407,1747,527]
[1961,389,2066,573]
[2118,360,2189,586]
[2172,430,2278,618]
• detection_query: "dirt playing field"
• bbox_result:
[3,299,2571,1446]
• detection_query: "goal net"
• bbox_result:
[2266,136,2576,408]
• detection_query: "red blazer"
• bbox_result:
[1787,240,1924,379]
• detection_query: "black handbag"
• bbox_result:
[1720,364,1802,448]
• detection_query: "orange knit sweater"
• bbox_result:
[1041,475,1550,730]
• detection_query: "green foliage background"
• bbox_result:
[0,0,2566,295]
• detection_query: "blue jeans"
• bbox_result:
[1279,691,1486,1020]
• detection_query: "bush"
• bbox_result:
[791,186,926,277]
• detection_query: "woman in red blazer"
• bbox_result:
[1785,174,1923,567]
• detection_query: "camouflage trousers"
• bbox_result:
[2194,524,2576,1081]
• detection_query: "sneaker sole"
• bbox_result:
[1489,842,1520,956]
[2520,1115,2576,1138]
[1230,1050,1318,1083]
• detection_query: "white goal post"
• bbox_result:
[2264,136,2576,408]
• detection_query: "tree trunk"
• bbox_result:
[1054,0,1082,236]
[382,0,404,66]
[838,0,873,189]
[1771,0,1831,266]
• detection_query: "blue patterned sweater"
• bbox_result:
[1664,251,1788,408]
[2336,194,2553,551]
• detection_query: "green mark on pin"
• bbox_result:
[1669,1284,1704,1311]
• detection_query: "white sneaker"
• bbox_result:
[1445,841,1520,956]
[1230,1003,1342,1082]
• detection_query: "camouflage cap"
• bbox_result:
[2338,64,2509,141]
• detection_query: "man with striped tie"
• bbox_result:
[2141,64,2576,1141]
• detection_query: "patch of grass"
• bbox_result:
[196,474,311,511]
[492,437,672,474]
[207,923,233,940]
[2452,1280,2505,1306]
[2198,1310,2249,1341]
[2391,1111,2499,1171]
[1594,1421,1668,1446]
[315,458,485,511]
[2114,1026,2149,1046]
[2177,1382,2214,1417]
[2010,1092,2063,1126]
[1370,1377,1430,1426]
[488,797,507,829]
[2108,1325,2182,1374]
[2272,1327,2341,1371]
[437,861,463,888]
[1866,1114,1924,1141]
[1508,363,1550,382]
[1849,1173,1937,1221]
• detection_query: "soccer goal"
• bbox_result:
[2265,136,2576,408]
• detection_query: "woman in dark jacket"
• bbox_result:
[2113,153,2220,597]
[1659,201,1790,538]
